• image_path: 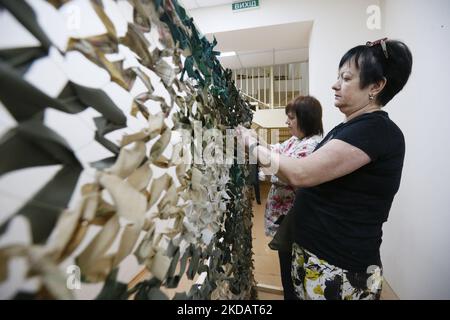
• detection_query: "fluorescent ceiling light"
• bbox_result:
[219,51,236,57]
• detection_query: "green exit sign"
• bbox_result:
[232,0,260,11]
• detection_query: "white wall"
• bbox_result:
[188,0,383,133]
[380,0,450,299]
[307,0,383,133]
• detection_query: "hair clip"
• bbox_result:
[366,37,389,59]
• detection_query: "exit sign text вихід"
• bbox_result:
[232,0,259,11]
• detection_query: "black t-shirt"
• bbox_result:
[293,111,405,272]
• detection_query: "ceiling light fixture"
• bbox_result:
[219,51,236,57]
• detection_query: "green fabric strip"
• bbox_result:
[0,0,52,50]
[0,165,82,243]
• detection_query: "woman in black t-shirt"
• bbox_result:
[237,38,413,300]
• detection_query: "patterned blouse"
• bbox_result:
[264,134,322,237]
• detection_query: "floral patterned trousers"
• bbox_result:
[291,243,383,300]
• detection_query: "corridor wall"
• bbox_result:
[380,0,450,299]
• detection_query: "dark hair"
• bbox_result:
[286,95,324,137]
[339,39,413,106]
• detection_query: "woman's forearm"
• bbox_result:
[253,145,294,186]
[253,145,310,188]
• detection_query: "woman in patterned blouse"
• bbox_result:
[262,95,324,299]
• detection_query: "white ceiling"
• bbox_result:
[179,1,312,70]
[180,0,235,10]
[205,21,312,69]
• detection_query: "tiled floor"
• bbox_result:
[251,182,283,300]
[251,181,399,300]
